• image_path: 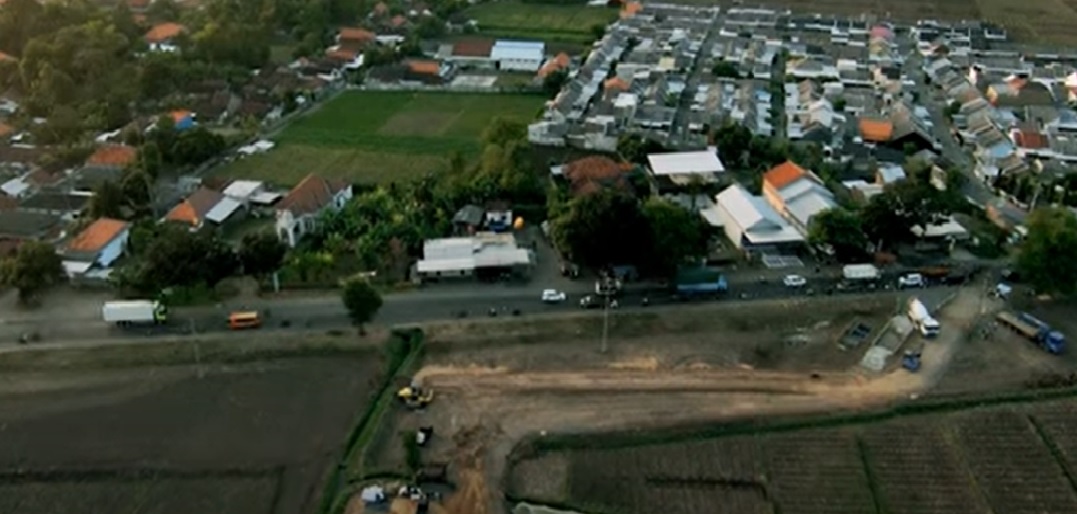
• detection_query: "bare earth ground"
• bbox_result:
[0,356,382,514]
[357,288,988,514]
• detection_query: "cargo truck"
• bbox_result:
[996,310,1065,354]
[102,300,167,326]
[907,298,941,338]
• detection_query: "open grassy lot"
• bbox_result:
[214,91,544,186]
[465,0,618,44]
[507,396,1077,514]
[0,354,382,514]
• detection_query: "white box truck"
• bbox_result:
[102,300,167,326]
[907,298,940,338]
[842,264,880,281]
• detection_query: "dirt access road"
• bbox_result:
[404,286,986,514]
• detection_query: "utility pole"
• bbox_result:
[600,294,610,354]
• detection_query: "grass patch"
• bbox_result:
[213,91,545,186]
[466,0,617,41]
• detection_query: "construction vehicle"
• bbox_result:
[902,349,922,372]
[907,298,941,338]
[996,310,1066,354]
[397,380,435,409]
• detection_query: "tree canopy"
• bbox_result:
[808,207,869,263]
[0,241,64,303]
[551,189,652,269]
[239,231,288,278]
[341,277,383,334]
[115,224,238,293]
[641,197,708,274]
[1017,207,1077,295]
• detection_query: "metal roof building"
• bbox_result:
[491,40,545,72]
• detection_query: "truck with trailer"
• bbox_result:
[906,298,941,338]
[673,267,728,300]
[996,310,1065,354]
[839,264,880,290]
[102,300,167,326]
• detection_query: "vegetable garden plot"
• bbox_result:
[761,429,876,514]
[955,411,1077,514]
[862,421,989,514]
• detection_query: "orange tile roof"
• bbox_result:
[67,218,129,253]
[859,118,894,142]
[604,77,629,91]
[763,160,808,190]
[128,0,150,9]
[0,51,14,62]
[145,22,185,43]
[0,122,13,138]
[170,110,193,123]
[339,27,375,43]
[1014,129,1049,149]
[407,59,440,75]
[278,174,350,215]
[538,53,571,78]
[326,46,360,61]
[165,188,223,225]
[86,145,137,167]
[621,1,643,19]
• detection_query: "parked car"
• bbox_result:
[898,273,925,289]
[782,274,807,288]
[541,289,566,303]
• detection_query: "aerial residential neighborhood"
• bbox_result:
[5,0,1077,513]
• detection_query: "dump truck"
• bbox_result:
[907,298,941,338]
[996,310,1066,354]
[102,300,167,326]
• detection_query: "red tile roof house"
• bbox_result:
[164,187,243,231]
[60,217,130,278]
[275,174,352,247]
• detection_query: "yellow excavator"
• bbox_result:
[397,380,434,409]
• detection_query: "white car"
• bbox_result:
[541,289,566,303]
[783,274,807,288]
[898,273,925,289]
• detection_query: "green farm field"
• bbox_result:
[215,91,545,186]
[465,0,619,44]
[508,396,1077,514]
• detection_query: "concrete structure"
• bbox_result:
[491,40,545,72]
[416,232,534,279]
[713,184,804,252]
[275,173,352,247]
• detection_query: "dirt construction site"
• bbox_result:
[351,284,1072,514]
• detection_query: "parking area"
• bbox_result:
[762,254,805,269]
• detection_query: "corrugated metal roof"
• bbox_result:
[647,150,725,175]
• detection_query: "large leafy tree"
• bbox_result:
[861,180,949,249]
[0,241,64,303]
[552,189,652,268]
[641,197,707,275]
[119,224,238,293]
[808,207,869,263]
[1017,207,1077,295]
[341,277,383,335]
[88,180,127,220]
[239,231,288,279]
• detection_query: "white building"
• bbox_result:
[491,40,545,72]
[713,184,804,252]
[275,174,352,248]
[416,232,534,279]
[61,217,130,278]
[646,149,726,185]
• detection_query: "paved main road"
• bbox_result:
[0,268,942,345]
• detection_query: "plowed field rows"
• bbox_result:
[862,421,988,514]
[761,429,875,514]
[955,411,1077,514]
